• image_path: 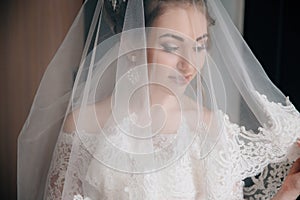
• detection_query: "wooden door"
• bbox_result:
[0,1,82,199]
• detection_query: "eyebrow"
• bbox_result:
[159,33,209,42]
[159,33,184,42]
[196,33,209,42]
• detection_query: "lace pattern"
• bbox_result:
[241,92,300,199]
[243,160,293,199]
[44,92,300,200]
[44,132,74,200]
[44,131,99,200]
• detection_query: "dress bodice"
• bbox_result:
[44,93,300,200]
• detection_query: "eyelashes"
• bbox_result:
[160,43,207,54]
[160,43,179,53]
[192,43,207,52]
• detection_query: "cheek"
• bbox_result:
[147,51,180,83]
[188,54,206,80]
[147,49,179,69]
[192,53,206,72]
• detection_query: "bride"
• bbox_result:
[18,0,300,199]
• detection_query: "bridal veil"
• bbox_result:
[18,0,300,199]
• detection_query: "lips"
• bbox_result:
[168,74,191,85]
[184,74,193,81]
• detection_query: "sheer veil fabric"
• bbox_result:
[18,0,300,199]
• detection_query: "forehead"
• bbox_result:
[151,6,208,40]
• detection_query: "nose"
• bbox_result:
[176,59,194,74]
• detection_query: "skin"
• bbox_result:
[63,3,300,199]
[64,5,210,133]
[272,140,300,199]
[146,5,210,133]
[147,5,207,97]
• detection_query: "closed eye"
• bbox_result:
[192,44,207,53]
[160,43,179,53]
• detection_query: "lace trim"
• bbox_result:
[44,131,99,200]
[44,132,75,200]
[221,92,300,179]
[222,92,300,199]
[44,92,300,200]
[241,93,300,199]
[243,160,293,199]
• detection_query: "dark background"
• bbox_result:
[0,0,299,199]
[244,0,300,110]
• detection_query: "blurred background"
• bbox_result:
[0,0,299,199]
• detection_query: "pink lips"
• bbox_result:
[168,75,191,85]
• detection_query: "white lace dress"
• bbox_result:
[44,93,300,200]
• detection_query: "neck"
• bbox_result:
[149,84,183,111]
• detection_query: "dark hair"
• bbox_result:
[144,0,215,27]
[104,0,215,34]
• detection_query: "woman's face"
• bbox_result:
[147,5,208,95]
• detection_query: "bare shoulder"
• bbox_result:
[63,96,112,133]
[63,107,79,133]
[94,96,113,127]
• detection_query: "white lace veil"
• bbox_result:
[18,0,300,199]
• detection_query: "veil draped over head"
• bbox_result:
[18,0,300,199]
